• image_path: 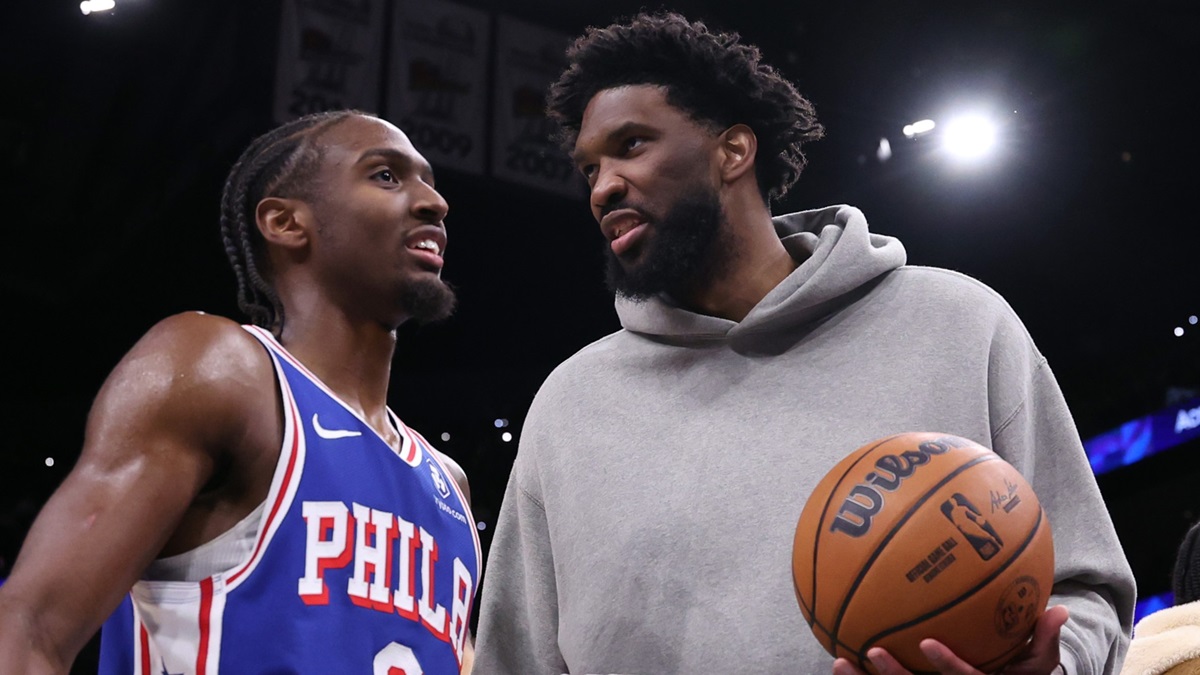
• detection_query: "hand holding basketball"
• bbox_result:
[830,604,1069,675]
[793,432,1055,673]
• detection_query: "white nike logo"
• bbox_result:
[312,413,363,440]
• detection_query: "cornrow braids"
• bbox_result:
[547,11,824,202]
[218,109,368,334]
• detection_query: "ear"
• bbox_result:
[255,196,312,251]
[717,124,758,185]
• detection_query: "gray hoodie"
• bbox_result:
[474,204,1135,674]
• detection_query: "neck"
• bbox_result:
[276,299,399,434]
[681,196,797,322]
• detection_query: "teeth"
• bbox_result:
[412,240,441,255]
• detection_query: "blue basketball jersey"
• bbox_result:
[98,325,481,674]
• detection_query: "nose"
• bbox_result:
[413,180,449,223]
[590,161,627,221]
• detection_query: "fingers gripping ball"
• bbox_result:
[792,432,1054,673]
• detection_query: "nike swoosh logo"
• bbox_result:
[312,413,363,440]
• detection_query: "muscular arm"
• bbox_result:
[0,313,278,674]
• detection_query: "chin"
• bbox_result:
[402,277,457,324]
[604,248,668,300]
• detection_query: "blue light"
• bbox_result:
[1133,591,1174,625]
[1084,396,1200,475]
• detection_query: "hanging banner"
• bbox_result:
[490,16,584,198]
[388,0,489,174]
[273,0,385,123]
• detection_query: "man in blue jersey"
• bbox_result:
[0,110,481,674]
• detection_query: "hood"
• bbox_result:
[614,204,906,343]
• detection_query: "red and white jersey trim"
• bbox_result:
[227,326,306,591]
[126,577,227,674]
[243,326,425,468]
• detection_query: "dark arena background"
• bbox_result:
[1,0,1196,671]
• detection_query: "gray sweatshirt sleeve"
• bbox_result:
[473,458,567,675]
[988,324,1136,673]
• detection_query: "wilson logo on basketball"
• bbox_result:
[828,436,966,537]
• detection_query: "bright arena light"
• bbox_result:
[942,115,997,160]
[876,137,892,162]
[903,119,936,138]
[501,431,513,442]
[80,0,115,14]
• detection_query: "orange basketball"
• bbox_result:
[792,432,1053,673]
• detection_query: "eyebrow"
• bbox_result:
[357,147,435,184]
[571,121,655,165]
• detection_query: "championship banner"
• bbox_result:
[388,0,489,175]
[490,16,585,198]
[272,0,385,124]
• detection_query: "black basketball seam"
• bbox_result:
[830,453,999,651]
[855,506,1047,666]
[803,435,905,628]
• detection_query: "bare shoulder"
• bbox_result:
[0,313,280,652]
[90,311,277,461]
[128,311,269,378]
[434,448,471,506]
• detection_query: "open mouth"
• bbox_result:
[404,226,447,269]
[408,239,442,257]
[601,209,651,257]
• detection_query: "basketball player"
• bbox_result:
[473,11,1134,675]
[0,110,480,674]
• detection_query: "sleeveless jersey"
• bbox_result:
[98,326,481,674]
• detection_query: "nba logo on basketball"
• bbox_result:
[939,493,1003,561]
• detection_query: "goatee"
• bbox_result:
[604,185,730,301]
[402,277,457,324]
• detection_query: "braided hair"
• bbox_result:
[547,11,824,203]
[218,109,367,334]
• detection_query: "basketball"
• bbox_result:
[792,432,1054,673]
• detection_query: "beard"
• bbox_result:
[603,184,730,301]
[401,276,457,324]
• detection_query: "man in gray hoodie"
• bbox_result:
[473,10,1134,675]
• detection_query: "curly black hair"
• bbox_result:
[218,109,366,334]
[546,11,824,202]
